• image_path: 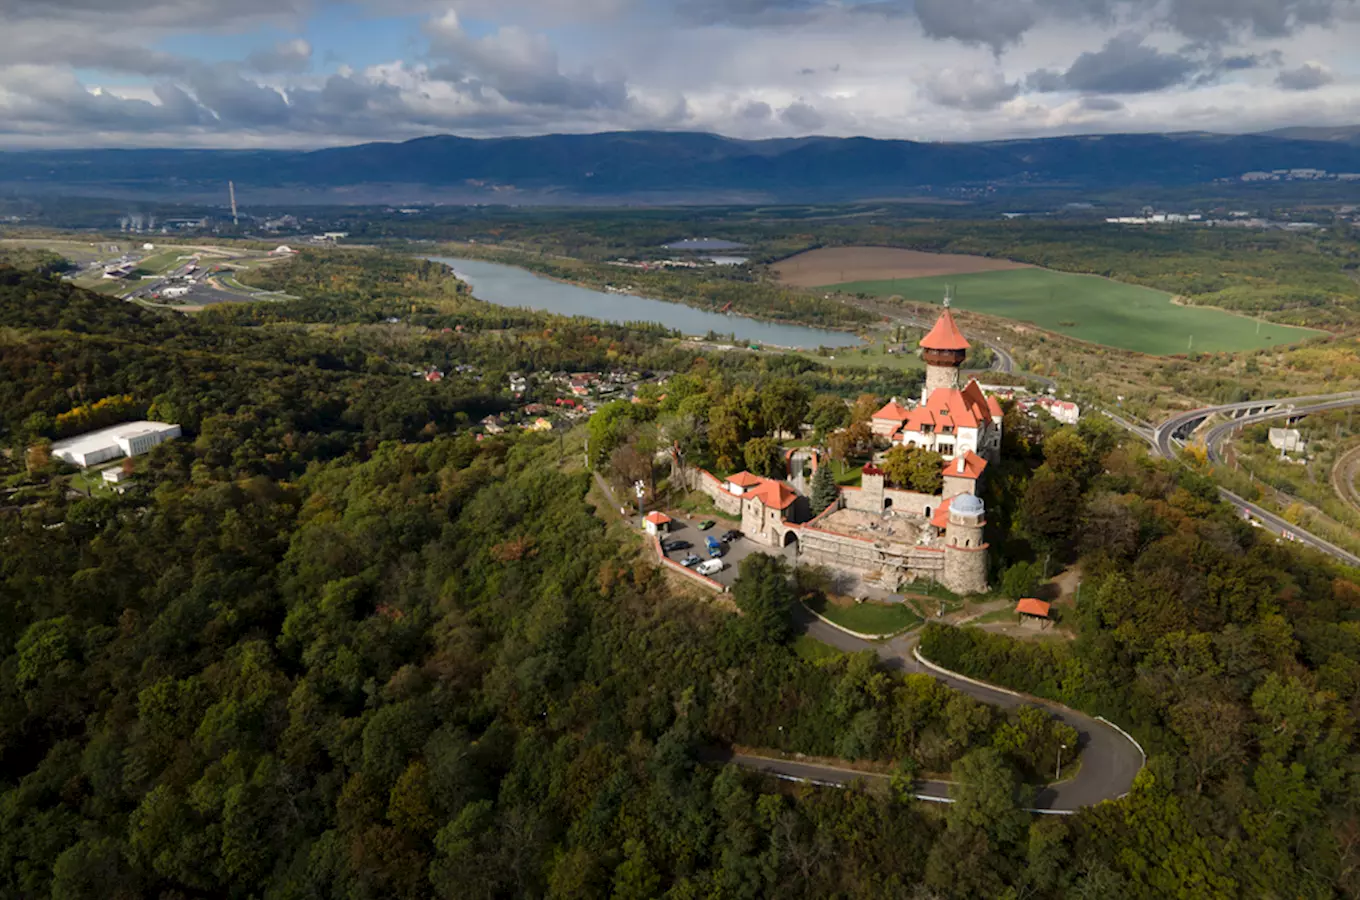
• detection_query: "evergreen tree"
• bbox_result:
[811,460,839,515]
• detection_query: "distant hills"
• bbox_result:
[1257,125,1360,146]
[3,129,1360,205]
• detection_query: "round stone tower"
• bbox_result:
[943,492,989,595]
[919,305,970,402]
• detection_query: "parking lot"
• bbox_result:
[655,512,791,589]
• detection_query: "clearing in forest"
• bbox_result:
[822,267,1325,355]
[774,246,1030,287]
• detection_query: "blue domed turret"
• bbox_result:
[951,493,984,517]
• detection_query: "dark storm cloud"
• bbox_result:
[1275,61,1334,90]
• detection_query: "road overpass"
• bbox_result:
[1120,393,1360,567]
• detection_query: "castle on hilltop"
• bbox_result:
[685,306,998,595]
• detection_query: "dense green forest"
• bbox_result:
[3,255,1359,898]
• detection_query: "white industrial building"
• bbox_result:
[50,421,182,468]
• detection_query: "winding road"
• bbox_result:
[1332,445,1360,515]
[723,610,1146,813]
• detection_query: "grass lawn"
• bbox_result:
[796,340,925,373]
[793,634,845,663]
[136,251,190,274]
[823,268,1324,355]
[806,596,922,636]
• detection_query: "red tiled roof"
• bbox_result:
[645,511,671,525]
[920,308,970,352]
[749,480,798,510]
[930,497,953,529]
[942,450,988,480]
[1016,598,1051,618]
[986,395,1004,418]
[727,471,763,488]
[872,400,912,422]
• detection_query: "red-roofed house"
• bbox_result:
[871,400,913,438]
[890,379,1003,462]
[644,511,672,536]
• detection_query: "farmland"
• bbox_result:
[773,246,1031,287]
[823,268,1326,355]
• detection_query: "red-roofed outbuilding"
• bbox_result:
[1016,598,1051,619]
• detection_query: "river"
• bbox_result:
[428,256,862,350]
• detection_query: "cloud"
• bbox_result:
[913,0,1039,52]
[1079,95,1124,111]
[1275,61,1334,90]
[423,10,630,110]
[921,68,1020,109]
[246,38,313,74]
[1027,33,1202,94]
[781,100,824,130]
[738,100,773,120]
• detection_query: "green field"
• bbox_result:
[824,268,1326,355]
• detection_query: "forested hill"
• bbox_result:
[4,130,1360,201]
[2,256,1359,897]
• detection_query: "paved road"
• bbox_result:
[723,609,1146,812]
[1107,396,1360,566]
[1152,392,1360,459]
[1332,445,1360,515]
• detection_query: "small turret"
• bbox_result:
[943,493,988,594]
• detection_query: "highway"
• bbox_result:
[1109,393,1360,567]
[721,610,1146,813]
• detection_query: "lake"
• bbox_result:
[428,256,861,350]
[662,238,747,251]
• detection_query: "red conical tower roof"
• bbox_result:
[919,307,970,352]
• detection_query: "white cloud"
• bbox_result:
[0,0,1355,147]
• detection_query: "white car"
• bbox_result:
[696,559,726,577]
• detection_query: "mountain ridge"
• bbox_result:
[3,128,1359,204]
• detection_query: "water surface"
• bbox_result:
[429,256,860,349]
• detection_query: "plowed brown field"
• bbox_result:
[773,246,1031,288]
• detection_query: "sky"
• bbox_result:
[0,0,1357,148]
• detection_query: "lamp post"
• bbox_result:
[1056,743,1068,781]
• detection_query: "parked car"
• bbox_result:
[696,558,726,576]
[680,554,702,568]
[719,529,742,543]
[705,535,724,557]
[661,539,690,552]
[698,519,715,530]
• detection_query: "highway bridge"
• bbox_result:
[1106,394,1360,568]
